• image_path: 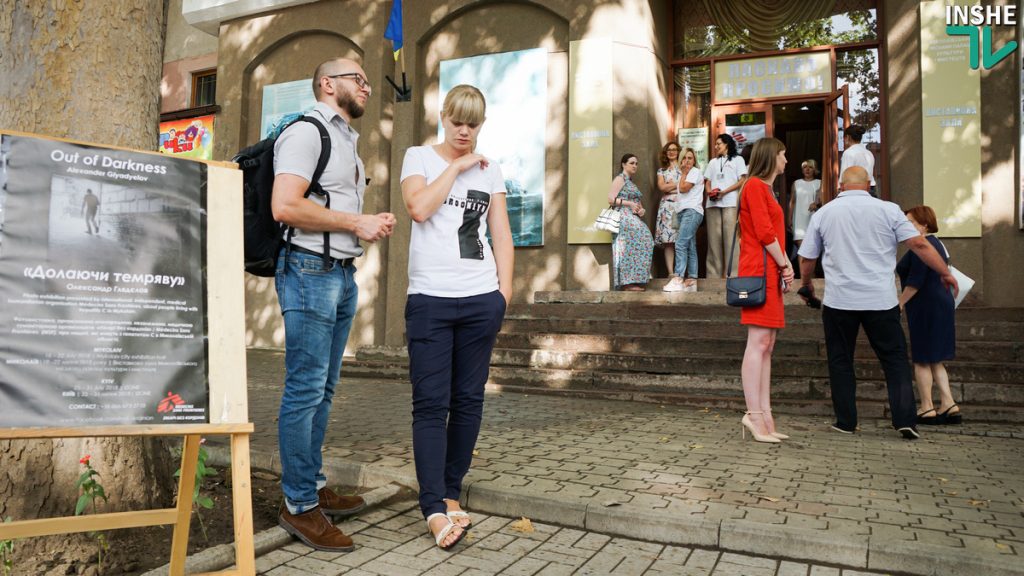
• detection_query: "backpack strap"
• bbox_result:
[299,116,334,271]
[281,115,335,272]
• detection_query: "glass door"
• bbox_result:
[822,85,850,204]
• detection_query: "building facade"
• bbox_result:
[168,0,1023,351]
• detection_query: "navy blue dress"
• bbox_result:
[896,235,956,363]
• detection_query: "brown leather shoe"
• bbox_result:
[318,487,366,517]
[278,506,355,552]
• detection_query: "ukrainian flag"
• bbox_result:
[384,0,403,61]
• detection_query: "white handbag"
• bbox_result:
[594,207,621,234]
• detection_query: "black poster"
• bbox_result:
[0,133,208,427]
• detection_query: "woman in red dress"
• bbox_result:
[737,137,795,443]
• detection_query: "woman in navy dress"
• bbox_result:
[896,205,959,425]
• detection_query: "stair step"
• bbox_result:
[340,360,1024,423]
[494,333,1022,363]
[501,317,1024,342]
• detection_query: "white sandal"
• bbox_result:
[443,499,472,530]
[426,512,466,551]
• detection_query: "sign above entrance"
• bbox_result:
[714,51,832,102]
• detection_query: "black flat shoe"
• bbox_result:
[917,408,941,425]
[938,404,962,425]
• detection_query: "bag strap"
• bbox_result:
[726,184,767,280]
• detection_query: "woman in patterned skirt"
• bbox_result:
[654,142,683,276]
[608,153,654,291]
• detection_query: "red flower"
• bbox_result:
[80,455,91,465]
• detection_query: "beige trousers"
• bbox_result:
[705,206,739,278]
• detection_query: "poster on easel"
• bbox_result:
[0,132,209,427]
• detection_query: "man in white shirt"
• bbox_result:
[797,167,957,440]
[839,124,876,197]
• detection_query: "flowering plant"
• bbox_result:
[75,455,109,571]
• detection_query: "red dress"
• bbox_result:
[738,178,786,328]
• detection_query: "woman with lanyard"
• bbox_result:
[703,133,747,278]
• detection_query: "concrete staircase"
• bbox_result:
[345,279,1024,423]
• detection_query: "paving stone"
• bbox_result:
[777,560,810,576]
[255,549,300,573]
[499,556,549,576]
[281,556,345,576]
[808,567,841,576]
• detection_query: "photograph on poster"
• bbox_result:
[0,136,8,249]
[0,133,209,428]
[47,176,196,272]
[439,48,547,247]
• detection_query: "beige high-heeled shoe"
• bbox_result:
[764,410,789,439]
[741,411,781,443]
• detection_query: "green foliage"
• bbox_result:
[1,517,14,576]
[173,441,219,541]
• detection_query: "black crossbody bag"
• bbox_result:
[725,188,768,307]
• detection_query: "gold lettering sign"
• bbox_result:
[714,52,832,102]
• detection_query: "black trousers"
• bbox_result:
[822,305,917,429]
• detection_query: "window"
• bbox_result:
[191,69,217,108]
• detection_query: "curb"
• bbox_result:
[203,446,1023,576]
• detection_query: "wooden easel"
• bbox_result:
[0,424,256,576]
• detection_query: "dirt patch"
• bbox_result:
[9,467,309,575]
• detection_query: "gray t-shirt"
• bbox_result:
[273,102,365,259]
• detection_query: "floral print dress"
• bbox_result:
[612,172,654,288]
[654,165,682,245]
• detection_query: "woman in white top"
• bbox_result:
[703,134,747,277]
[663,148,704,292]
[789,159,821,247]
[654,142,683,275]
[400,85,514,550]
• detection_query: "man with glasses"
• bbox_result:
[271,57,396,552]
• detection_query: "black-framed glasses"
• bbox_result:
[327,73,372,93]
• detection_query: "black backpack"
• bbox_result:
[233,116,332,277]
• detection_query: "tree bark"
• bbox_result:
[0,0,174,569]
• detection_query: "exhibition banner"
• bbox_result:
[920,0,982,237]
[159,115,215,160]
[568,38,614,244]
[440,48,548,247]
[0,133,209,427]
[714,51,832,102]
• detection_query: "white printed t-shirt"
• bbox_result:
[400,145,506,297]
[675,166,705,215]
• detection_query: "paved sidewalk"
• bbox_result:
[228,349,1024,576]
[254,498,892,576]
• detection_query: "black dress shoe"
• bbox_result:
[898,426,920,440]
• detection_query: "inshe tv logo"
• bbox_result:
[945,4,1018,70]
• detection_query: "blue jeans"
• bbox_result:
[275,249,358,514]
[673,209,703,278]
[406,291,506,519]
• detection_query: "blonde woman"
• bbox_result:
[400,85,514,549]
[663,148,704,292]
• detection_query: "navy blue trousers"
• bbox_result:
[406,290,506,519]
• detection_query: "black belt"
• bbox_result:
[287,244,353,267]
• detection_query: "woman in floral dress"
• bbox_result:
[654,142,683,276]
[608,153,654,291]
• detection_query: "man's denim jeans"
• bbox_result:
[275,250,358,514]
[673,208,703,278]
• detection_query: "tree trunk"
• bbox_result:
[0,0,174,570]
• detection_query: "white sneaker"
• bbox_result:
[682,282,698,293]
[662,277,685,292]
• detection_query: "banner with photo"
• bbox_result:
[159,115,215,160]
[0,133,209,427]
[440,48,547,247]
[260,79,317,140]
